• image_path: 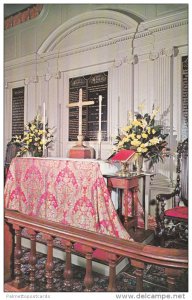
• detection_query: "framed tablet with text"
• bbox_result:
[68,72,108,141]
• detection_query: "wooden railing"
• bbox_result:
[4,209,188,292]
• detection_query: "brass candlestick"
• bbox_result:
[77,134,84,147]
[116,161,131,177]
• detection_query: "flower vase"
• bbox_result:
[34,152,43,157]
[142,159,150,172]
[143,159,154,173]
[23,151,32,157]
[23,150,43,157]
[136,155,143,174]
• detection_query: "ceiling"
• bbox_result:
[4,4,33,18]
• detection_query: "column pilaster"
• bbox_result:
[153,47,178,179]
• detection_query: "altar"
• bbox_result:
[4,157,156,241]
[4,157,131,239]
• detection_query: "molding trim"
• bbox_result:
[149,47,178,60]
[45,73,52,81]
[160,47,179,57]
[24,78,30,85]
[138,10,187,31]
[149,51,159,61]
[32,76,39,83]
[4,10,187,72]
[54,71,61,79]
[137,18,188,39]
[38,10,138,53]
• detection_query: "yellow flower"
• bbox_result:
[147,127,151,134]
[137,147,142,153]
[141,119,147,128]
[137,147,148,153]
[151,108,159,119]
[138,102,145,112]
[128,133,135,139]
[122,136,130,143]
[118,141,125,148]
[140,143,148,148]
[131,140,141,147]
[123,125,132,132]
[136,135,141,139]
[141,133,148,139]
[152,129,156,134]
[128,111,133,122]
[149,137,159,145]
[132,120,142,126]
[31,124,36,131]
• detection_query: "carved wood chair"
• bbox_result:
[4,141,20,183]
[156,139,188,248]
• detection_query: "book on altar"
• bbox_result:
[109,149,136,162]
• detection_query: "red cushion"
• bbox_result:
[93,249,109,262]
[165,206,188,219]
[74,243,88,254]
[74,243,111,262]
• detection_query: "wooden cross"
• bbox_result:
[67,88,94,137]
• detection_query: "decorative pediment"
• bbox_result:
[38,10,139,54]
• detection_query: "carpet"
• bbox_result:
[20,247,188,292]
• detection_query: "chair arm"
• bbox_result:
[156,192,175,202]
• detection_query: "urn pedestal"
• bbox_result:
[136,156,143,174]
[68,135,95,159]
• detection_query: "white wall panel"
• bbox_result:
[21,28,37,56]
[4,84,12,155]
[4,6,188,178]
[4,35,17,61]
[47,75,59,157]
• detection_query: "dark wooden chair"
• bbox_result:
[4,141,20,183]
[156,139,188,248]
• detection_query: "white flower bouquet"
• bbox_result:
[12,114,54,157]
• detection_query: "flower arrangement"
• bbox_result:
[12,115,54,157]
[113,105,170,168]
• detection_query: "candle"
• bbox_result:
[79,89,82,136]
[98,131,102,143]
[117,96,120,132]
[99,95,102,133]
[43,102,46,155]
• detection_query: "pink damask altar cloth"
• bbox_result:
[4,157,132,240]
